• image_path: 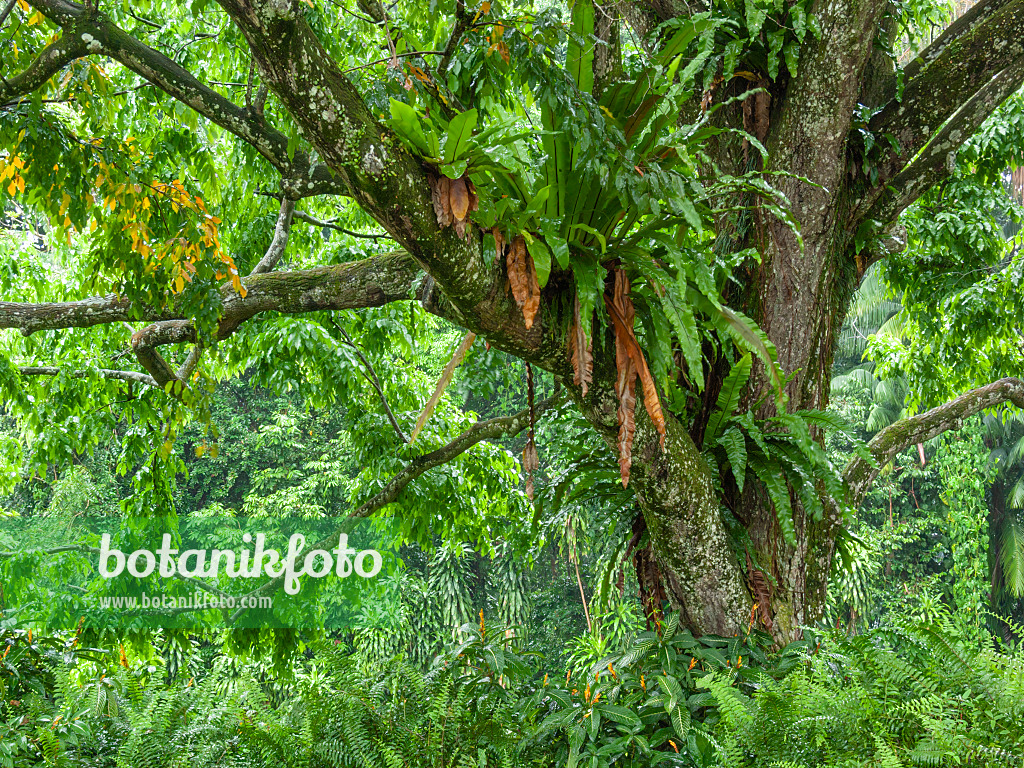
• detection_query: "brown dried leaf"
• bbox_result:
[523,439,539,499]
[507,234,540,329]
[606,270,666,451]
[611,270,637,487]
[466,178,479,213]
[409,331,476,442]
[569,292,593,397]
[431,174,452,227]
[450,176,470,221]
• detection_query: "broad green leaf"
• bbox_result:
[443,108,477,165]
[389,99,431,157]
[525,234,553,288]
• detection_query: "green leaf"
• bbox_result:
[389,99,431,157]
[525,234,553,288]
[717,427,748,492]
[538,219,570,269]
[443,108,478,165]
[750,454,796,546]
[745,0,767,37]
[567,0,595,94]
[783,41,800,78]
[595,704,642,728]
[440,159,469,179]
[703,355,752,447]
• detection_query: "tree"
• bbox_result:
[4,0,1024,643]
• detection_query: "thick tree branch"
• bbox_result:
[859,0,1024,224]
[860,55,1024,226]
[18,366,157,387]
[22,0,340,197]
[844,377,1024,508]
[211,0,537,358]
[0,29,87,106]
[130,320,196,388]
[903,0,1016,82]
[0,251,423,336]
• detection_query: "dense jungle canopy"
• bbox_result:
[3,0,1024,762]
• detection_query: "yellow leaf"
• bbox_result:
[173,275,185,293]
[6,182,15,196]
[16,0,29,11]
[16,175,25,193]
[208,444,219,459]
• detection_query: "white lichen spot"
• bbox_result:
[361,145,385,176]
[80,33,102,52]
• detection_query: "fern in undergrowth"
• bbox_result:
[702,617,1024,767]
[232,628,543,768]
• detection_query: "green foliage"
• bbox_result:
[936,429,993,642]
[702,618,1024,767]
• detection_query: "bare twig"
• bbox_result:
[293,209,392,240]
[333,321,407,442]
[341,50,445,74]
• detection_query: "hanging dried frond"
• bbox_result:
[450,177,478,239]
[430,174,478,239]
[569,292,593,397]
[507,234,540,329]
[612,270,638,487]
[450,176,470,220]
[431,174,452,227]
[409,331,476,442]
[523,363,539,498]
[605,269,667,486]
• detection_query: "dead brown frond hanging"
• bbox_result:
[523,363,538,499]
[507,234,540,329]
[430,173,478,240]
[569,292,593,397]
[492,226,505,264]
[604,269,667,487]
[409,331,476,442]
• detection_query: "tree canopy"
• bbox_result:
[3,0,1024,644]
